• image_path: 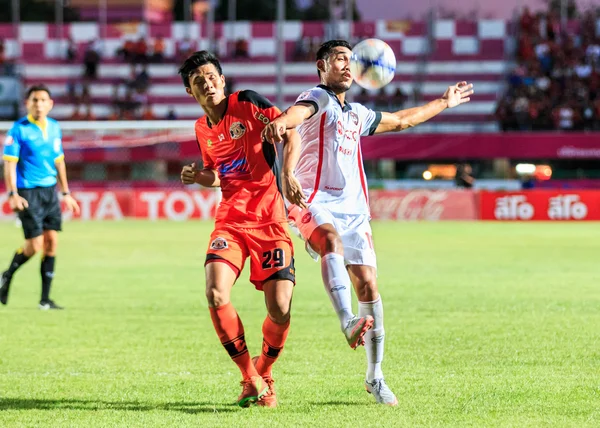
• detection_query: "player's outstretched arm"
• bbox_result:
[373,82,474,134]
[281,129,307,209]
[181,163,220,188]
[56,158,80,215]
[262,103,315,144]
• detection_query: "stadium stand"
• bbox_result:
[0,20,511,133]
[496,8,600,131]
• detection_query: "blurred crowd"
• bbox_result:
[496,7,600,131]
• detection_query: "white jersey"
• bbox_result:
[294,85,381,214]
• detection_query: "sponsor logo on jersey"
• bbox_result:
[349,111,359,125]
[301,212,312,224]
[297,91,311,101]
[210,237,228,250]
[4,136,13,146]
[217,148,251,177]
[229,122,247,140]
[254,111,271,124]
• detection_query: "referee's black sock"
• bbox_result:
[5,248,31,276]
[40,256,56,302]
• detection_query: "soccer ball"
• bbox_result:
[350,39,397,90]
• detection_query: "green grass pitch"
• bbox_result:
[0,220,599,427]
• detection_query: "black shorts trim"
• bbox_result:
[205,254,241,278]
[264,257,296,285]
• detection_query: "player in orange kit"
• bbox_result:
[179,51,304,408]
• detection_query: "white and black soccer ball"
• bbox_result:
[350,39,397,90]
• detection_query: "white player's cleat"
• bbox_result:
[343,315,373,349]
[365,378,398,406]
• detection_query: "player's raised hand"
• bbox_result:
[282,171,307,209]
[8,194,28,212]
[63,194,80,216]
[181,162,197,185]
[443,81,474,108]
[262,118,287,144]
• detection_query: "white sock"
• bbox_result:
[321,253,355,329]
[359,296,385,381]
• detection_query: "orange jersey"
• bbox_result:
[195,90,286,228]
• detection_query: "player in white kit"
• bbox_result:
[262,40,474,406]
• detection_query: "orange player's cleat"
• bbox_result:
[257,376,277,408]
[252,356,278,408]
[237,375,268,408]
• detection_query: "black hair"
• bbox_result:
[26,84,51,98]
[178,51,223,88]
[316,40,353,78]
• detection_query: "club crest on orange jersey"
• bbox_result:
[207,139,213,147]
[210,237,228,250]
[229,122,246,140]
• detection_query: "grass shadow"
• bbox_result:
[0,398,239,414]
[306,400,372,406]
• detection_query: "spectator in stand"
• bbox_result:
[66,79,82,106]
[374,88,389,110]
[117,39,136,62]
[233,39,249,59]
[66,37,77,62]
[166,107,177,120]
[81,83,94,120]
[354,88,369,106]
[90,39,103,56]
[83,42,100,80]
[455,163,475,189]
[135,65,151,92]
[552,99,580,131]
[293,36,309,61]
[391,87,407,110]
[520,6,535,36]
[141,104,156,120]
[135,37,148,64]
[152,37,165,63]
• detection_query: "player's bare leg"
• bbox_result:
[254,278,294,408]
[1,235,42,305]
[308,224,373,349]
[348,265,398,406]
[205,261,267,407]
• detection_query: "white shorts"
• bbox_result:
[288,203,377,268]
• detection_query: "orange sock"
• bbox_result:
[209,303,258,380]
[255,316,290,377]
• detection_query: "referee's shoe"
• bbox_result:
[0,271,11,305]
[39,299,64,310]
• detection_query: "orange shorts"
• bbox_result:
[205,222,295,290]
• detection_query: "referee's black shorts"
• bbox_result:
[17,186,62,239]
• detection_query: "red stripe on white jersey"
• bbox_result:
[307,114,327,203]
[357,142,369,208]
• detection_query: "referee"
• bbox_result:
[1,84,80,309]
